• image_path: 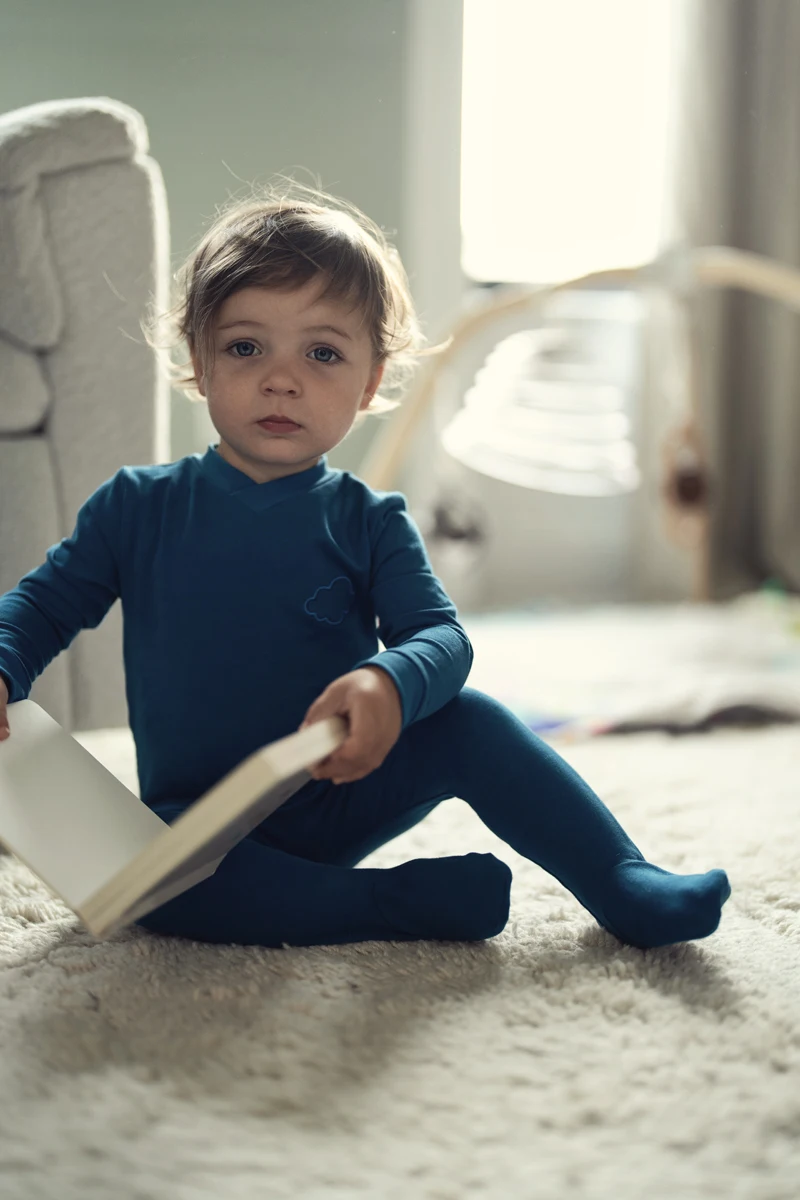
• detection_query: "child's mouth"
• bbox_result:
[257,417,302,433]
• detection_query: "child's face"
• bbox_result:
[191,278,384,484]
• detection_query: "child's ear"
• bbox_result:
[189,345,206,397]
[360,361,385,410]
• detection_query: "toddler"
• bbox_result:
[0,181,731,951]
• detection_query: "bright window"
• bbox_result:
[461,0,675,284]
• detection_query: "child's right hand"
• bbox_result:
[0,675,9,740]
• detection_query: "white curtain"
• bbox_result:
[664,0,800,595]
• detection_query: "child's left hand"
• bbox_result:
[299,667,403,785]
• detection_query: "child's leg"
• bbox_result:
[398,688,731,949]
[136,801,511,948]
[249,687,729,950]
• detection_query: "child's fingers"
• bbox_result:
[0,675,9,738]
[300,685,350,731]
[309,731,369,783]
[311,742,351,776]
[301,679,371,779]
[309,748,359,781]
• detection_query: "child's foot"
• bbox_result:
[596,860,731,949]
[376,852,513,942]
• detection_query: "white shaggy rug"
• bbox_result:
[0,723,799,1200]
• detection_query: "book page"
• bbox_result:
[0,700,167,910]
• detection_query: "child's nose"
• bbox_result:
[261,371,299,394]
[262,384,298,396]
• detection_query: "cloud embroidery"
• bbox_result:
[304,576,355,626]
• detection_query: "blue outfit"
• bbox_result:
[0,444,730,950]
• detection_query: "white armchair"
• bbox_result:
[0,96,171,734]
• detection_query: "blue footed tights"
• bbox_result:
[138,688,731,950]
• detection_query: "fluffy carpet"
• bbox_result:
[0,723,798,1199]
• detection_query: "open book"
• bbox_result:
[0,700,346,940]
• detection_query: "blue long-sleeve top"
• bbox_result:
[0,445,473,809]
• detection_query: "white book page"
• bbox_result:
[0,700,168,911]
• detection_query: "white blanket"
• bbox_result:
[0,714,798,1197]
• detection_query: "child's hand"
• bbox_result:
[300,667,402,785]
[0,674,9,740]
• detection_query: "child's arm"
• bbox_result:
[356,491,473,728]
[0,475,123,711]
[299,491,472,785]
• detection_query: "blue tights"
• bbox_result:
[136,688,731,950]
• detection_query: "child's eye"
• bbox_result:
[227,340,258,358]
[309,346,342,365]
